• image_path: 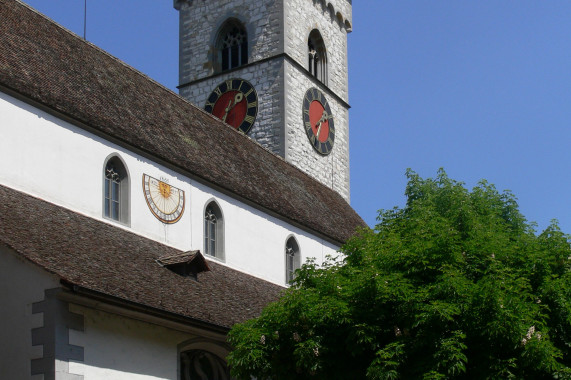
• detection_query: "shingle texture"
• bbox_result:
[0,184,283,328]
[0,0,367,244]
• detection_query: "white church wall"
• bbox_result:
[189,183,340,283]
[0,91,193,248]
[0,91,338,286]
[0,246,59,380]
[67,304,193,380]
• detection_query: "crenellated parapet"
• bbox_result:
[311,0,352,32]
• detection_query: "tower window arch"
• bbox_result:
[204,201,224,260]
[285,236,301,284]
[103,155,129,224]
[308,29,327,85]
[216,19,248,72]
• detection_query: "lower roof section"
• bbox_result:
[0,184,283,329]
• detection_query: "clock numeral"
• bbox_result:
[244,88,254,97]
[244,115,255,124]
[214,87,222,96]
[313,138,320,149]
[205,101,215,109]
[247,101,258,108]
[308,134,315,144]
[226,80,234,90]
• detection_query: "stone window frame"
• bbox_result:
[203,199,225,260]
[102,154,130,225]
[285,235,301,284]
[308,29,328,85]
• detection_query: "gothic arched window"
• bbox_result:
[216,19,248,72]
[204,201,224,259]
[285,236,301,284]
[103,155,129,224]
[308,29,327,85]
[180,350,230,380]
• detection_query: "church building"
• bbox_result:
[0,0,363,379]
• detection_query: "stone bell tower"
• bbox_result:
[174,0,352,201]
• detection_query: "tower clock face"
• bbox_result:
[204,79,258,134]
[303,87,335,155]
[142,174,185,224]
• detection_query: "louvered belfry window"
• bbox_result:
[218,20,248,72]
[308,29,327,85]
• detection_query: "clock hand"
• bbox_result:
[222,99,232,122]
[232,92,243,107]
[314,110,328,141]
[221,93,244,123]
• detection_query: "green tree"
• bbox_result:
[228,170,571,379]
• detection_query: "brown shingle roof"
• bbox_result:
[0,184,283,329]
[0,0,366,244]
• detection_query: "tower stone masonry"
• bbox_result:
[174,0,353,202]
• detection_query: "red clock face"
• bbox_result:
[308,100,330,142]
[303,88,335,155]
[205,79,258,134]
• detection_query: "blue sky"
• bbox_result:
[21,0,571,234]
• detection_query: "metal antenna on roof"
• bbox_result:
[83,0,87,40]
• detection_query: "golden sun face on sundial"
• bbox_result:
[159,181,171,198]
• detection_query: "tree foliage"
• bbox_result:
[227,170,571,379]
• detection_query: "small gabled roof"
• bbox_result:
[0,0,367,245]
[157,250,211,277]
[0,184,283,329]
[157,250,210,269]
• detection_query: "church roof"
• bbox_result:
[0,0,367,245]
[0,184,283,329]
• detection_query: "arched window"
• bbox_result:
[204,201,224,259]
[308,29,327,84]
[216,19,248,72]
[103,155,129,224]
[285,236,301,284]
[180,350,230,380]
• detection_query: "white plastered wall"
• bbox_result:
[68,305,194,380]
[0,91,339,286]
